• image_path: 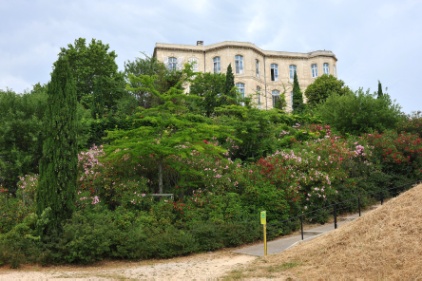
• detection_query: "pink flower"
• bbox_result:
[92,195,100,205]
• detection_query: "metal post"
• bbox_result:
[300,215,304,240]
[263,224,267,256]
[333,204,337,229]
[358,196,361,217]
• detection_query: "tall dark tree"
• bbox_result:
[377,80,384,99]
[224,64,235,95]
[36,57,78,236]
[292,71,304,113]
[221,64,239,105]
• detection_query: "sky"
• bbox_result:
[1,0,421,114]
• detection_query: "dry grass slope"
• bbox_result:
[233,183,422,280]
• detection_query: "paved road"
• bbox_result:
[233,207,378,257]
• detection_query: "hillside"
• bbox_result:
[234,183,422,280]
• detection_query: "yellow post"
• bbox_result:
[260,211,267,256]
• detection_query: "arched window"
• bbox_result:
[235,55,244,74]
[323,63,330,75]
[289,65,297,81]
[271,63,279,81]
[236,82,245,98]
[213,57,221,73]
[272,89,280,108]
[168,57,177,71]
[189,57,198,72]
[311,63,318,78]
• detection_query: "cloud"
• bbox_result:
[0,0,420,113]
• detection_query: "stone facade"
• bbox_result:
[153,41,337,111]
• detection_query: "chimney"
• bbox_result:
[196,40,204,46]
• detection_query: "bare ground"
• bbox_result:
[0,250,256,280]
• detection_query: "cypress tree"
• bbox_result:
[222,63,239,105]
[37,57,78,236]
[292,71,304,113]
[224,63,235,96]
[377,80,384,99]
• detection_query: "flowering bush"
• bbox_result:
[77,145,149,210]
[365,131,422,185]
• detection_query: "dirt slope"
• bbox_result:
[237,183,422,280]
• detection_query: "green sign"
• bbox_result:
[260,211,266,225]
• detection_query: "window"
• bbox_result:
[168,57,177,71]
[236,82,245,98]
[311,63,318,78]
[189,57,198,72]
[256,59,260,77]
[323,63,330,75]
[213,57,221,74]
[289,65,297,81]
[272,89,280,108]
[271,63,279,81]
[235,55,244,74]
[256,86,261,105]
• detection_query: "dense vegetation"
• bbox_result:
[0,38,421,267]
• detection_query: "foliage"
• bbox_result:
[189,72,226,116]
[36,57,78,237]
[292,71,304,113]
[105,71,234,194]
[364,131,422,185]
[0,214,40,268]
[58,38,125,108]
[397,111,422,138]
[224,64,235,97]
[305,74,352,106]
[0,89,46,193]
[124,54,175,108]
[315,89,402,135]
[377,80,384,98]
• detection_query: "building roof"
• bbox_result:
[153,41,337,61]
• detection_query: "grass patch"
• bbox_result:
[221,269,245,280]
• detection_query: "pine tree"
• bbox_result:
[37,57,78,236]
[292,71,304,113]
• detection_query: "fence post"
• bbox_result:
[358,196,361,217]
[300,215,304,240]
[333,204,337,229]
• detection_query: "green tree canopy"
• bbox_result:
[305,74,352,106]
[106,71,234,194]
[315,89,402,135]
[58,38,125,116]
[189,72,226,117]
[124,54,181,108]
[0,88,46,192]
